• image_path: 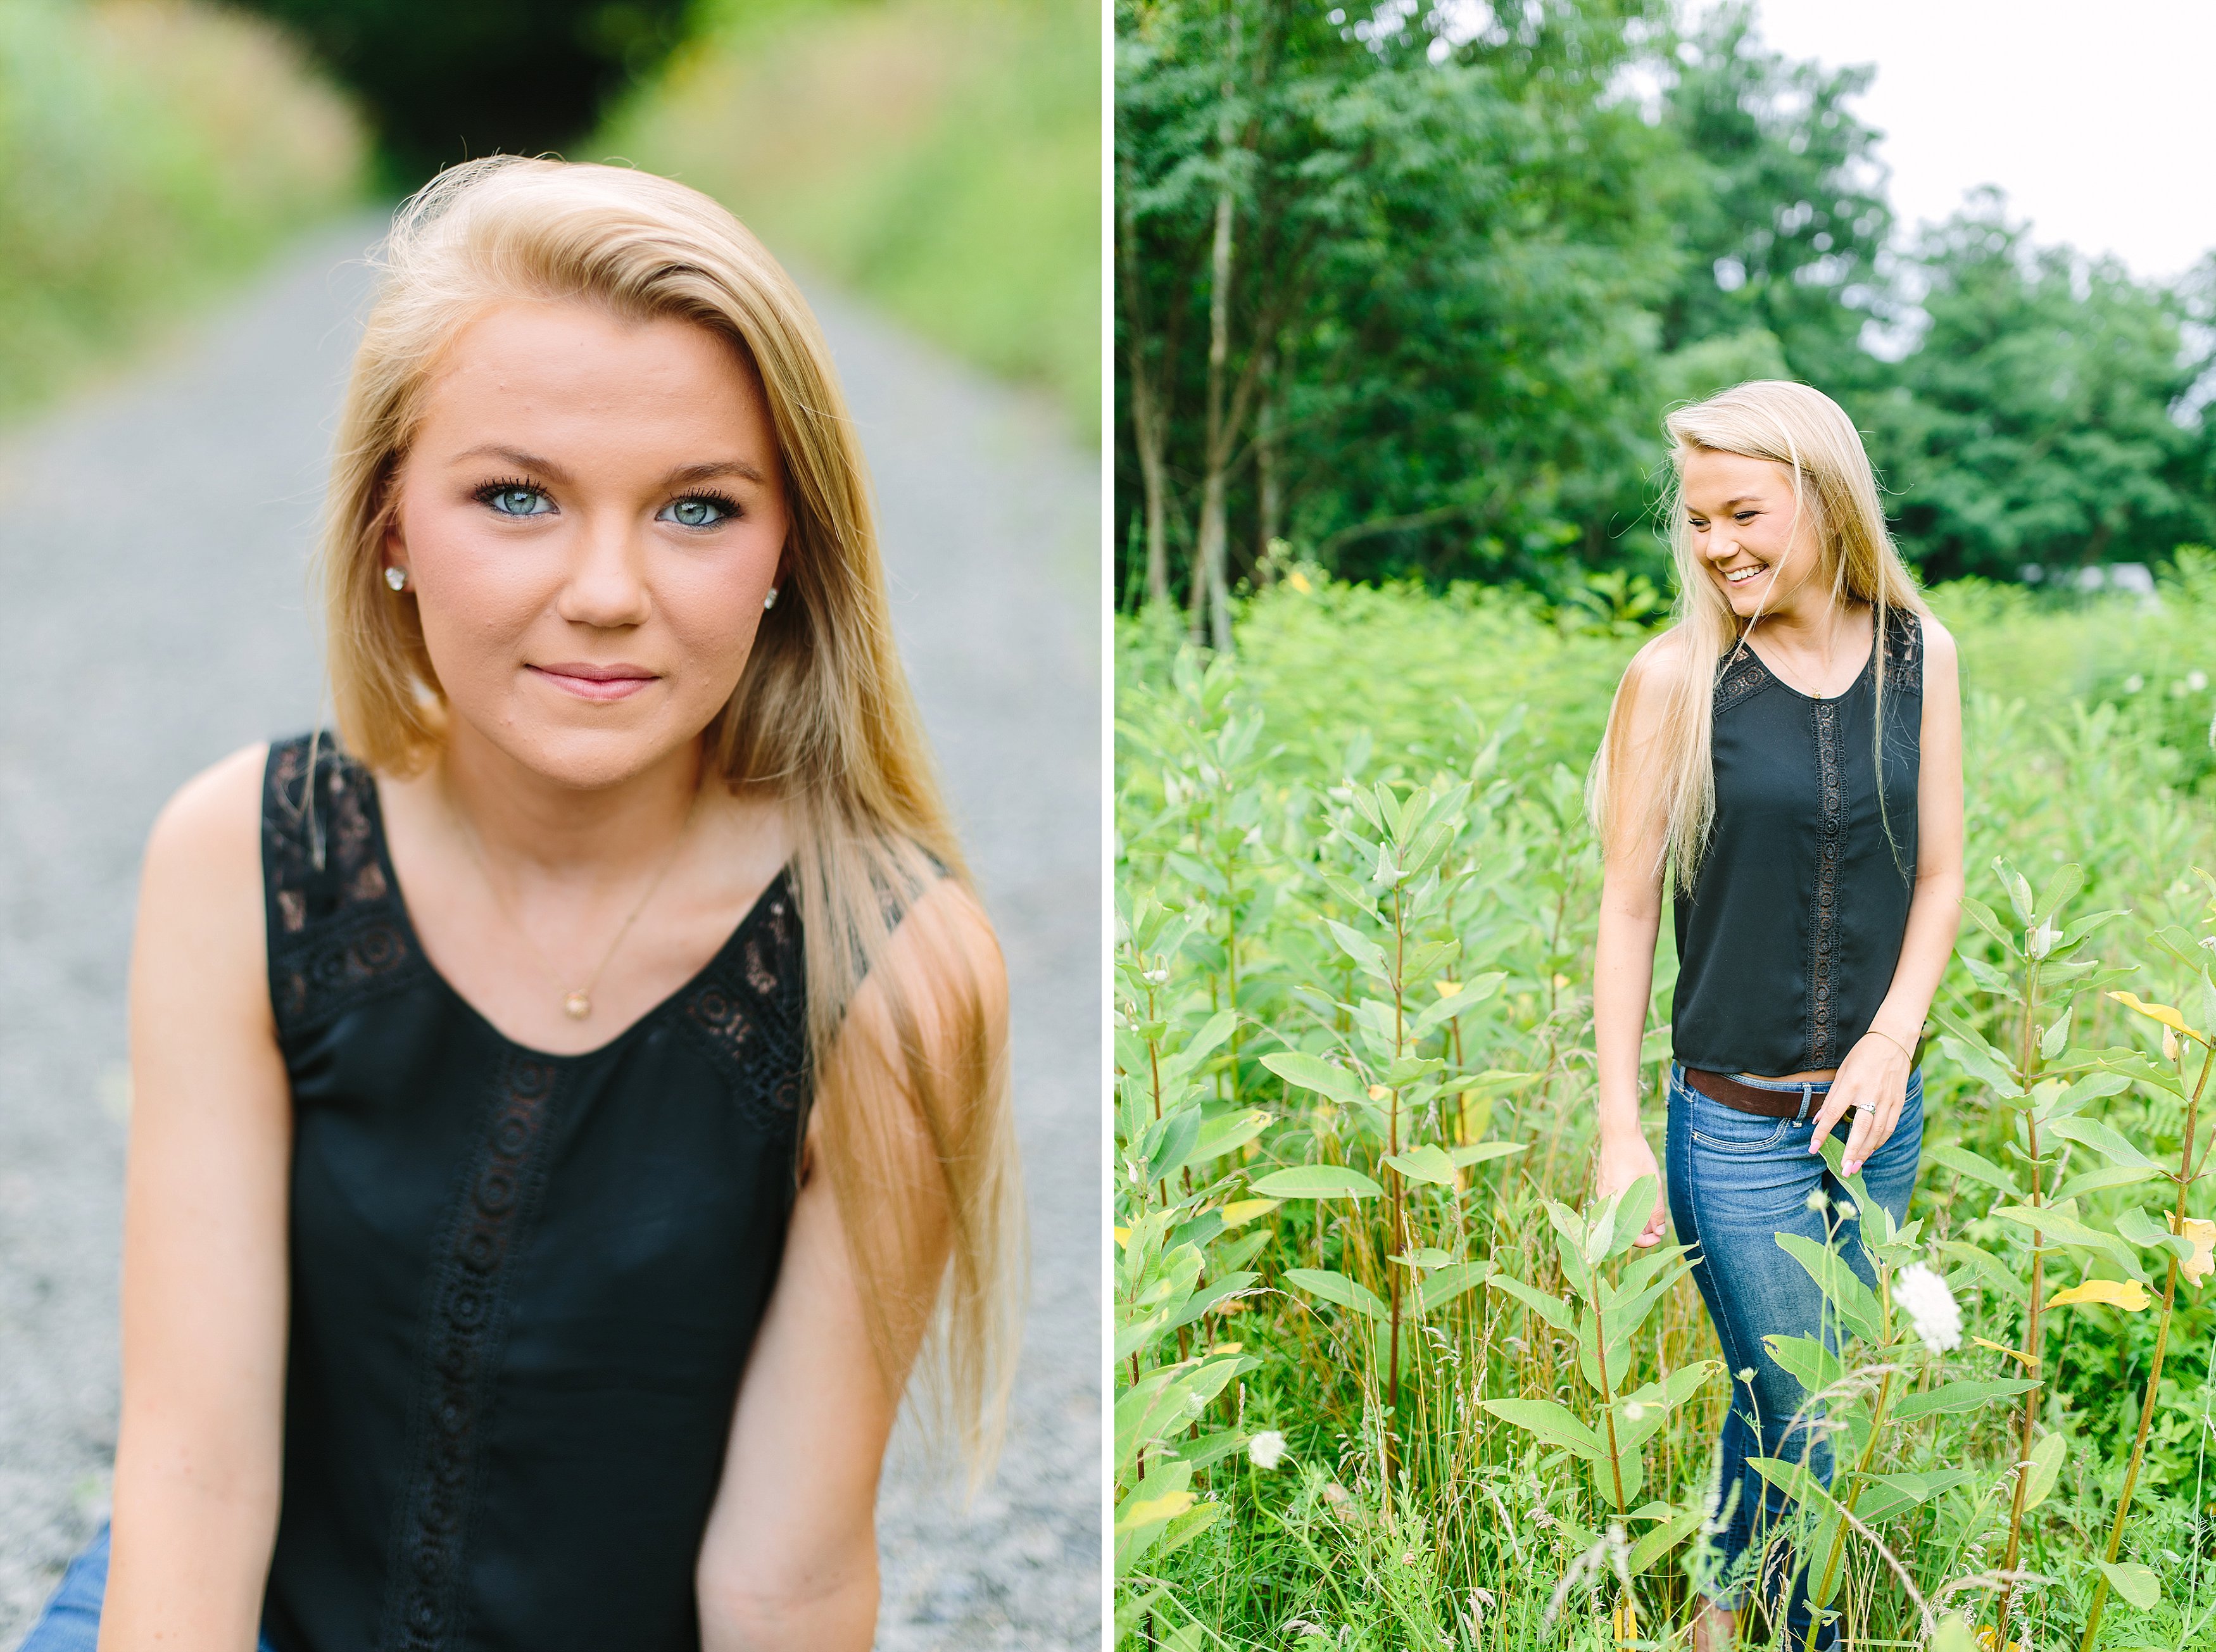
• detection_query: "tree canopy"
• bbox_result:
[1116,0,2216,626]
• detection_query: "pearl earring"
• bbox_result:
[762,586,779,611]
[384,566,408,592]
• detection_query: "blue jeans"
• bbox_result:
[16,1523,279,1652]
[1665,1061,1923,1648]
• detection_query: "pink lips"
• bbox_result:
[529,662,658,703]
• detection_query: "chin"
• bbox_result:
[468,705,709,793]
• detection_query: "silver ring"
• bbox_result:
[1853,1100,1877,1113]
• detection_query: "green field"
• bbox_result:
[1116,564,2216,1648]
[599,0,1100,438]
[0,0,365,420]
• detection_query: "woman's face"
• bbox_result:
[1678,447,1827,623]
[385,300,789,790]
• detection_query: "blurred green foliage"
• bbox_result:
[0,0,366,420]
[1117,0,2216,614]
[601,0,1100,437]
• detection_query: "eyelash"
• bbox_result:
[469,480,744,526]
[475,476,551,515]
[663,489,742,527]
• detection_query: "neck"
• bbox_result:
[1746,583,1866,651]
[439,721,705,881]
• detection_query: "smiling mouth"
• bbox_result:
[529,662,659,703]
[1721,564,1769,586]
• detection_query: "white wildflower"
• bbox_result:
[1894,1262,1963,1352]
[1735,1366,1755,1382]
[1805,1189,1829,1213]
[2124,674,2145,693]
[1623,1401,1647,1421]
[1247,1430,1288,1470]
[2191,670,2209,692]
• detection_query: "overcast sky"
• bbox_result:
[1747,0,2216,282]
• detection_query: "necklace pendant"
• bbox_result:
[563,990,591,1020]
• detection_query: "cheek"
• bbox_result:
[405,507,555,658]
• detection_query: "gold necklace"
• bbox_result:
[449,779,703,1021]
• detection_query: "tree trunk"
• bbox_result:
[1255,348,1280,584]
[1115,154,1172,608]
[1194,11,1238,652]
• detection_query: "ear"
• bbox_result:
[380,482,410,579]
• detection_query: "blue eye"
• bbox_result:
[659,494,737,529]
[481,483,553,517]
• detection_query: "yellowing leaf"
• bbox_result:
[2045,1277,2151,1312]
[1368,1085,1390,1101]
[1433,980,1461,998]
[2175,1216,2216,1287]
[2108,991,2207,1044]
[1116,1491,1195,1530]
[1219,1199,1280,1228]
[1287,569,1313,593]
[1971,1336,2037,1369]
[1113,1226,1130,1248]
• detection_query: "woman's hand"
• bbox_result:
[1596,1130,1667,1248]
[1808,1033,1913,1177]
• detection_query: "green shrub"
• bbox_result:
[1116,574,2216,1648]
[0,0,366,419]
[598,0,1100,438]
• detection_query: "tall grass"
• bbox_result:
[596,0,1100,437]
[1115,557,2216,1648]
[0,0,366,419]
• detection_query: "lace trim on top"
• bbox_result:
[676,874,809,1137]
[1808,697,1845,1066]
[1714,644,1773,712]
[377,1050,560,1652]
[264,737,425,1034]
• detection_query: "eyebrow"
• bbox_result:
[1687,495,1765,513]
[449,446,768,487]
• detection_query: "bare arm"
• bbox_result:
[101,745,291,1650]
[693,881,1008,1651]
[1811,619,1967,1173]
[1591,635,1681,1246]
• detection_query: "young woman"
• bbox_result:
[1589,381,1963,1649]
[22,157,1019,1652]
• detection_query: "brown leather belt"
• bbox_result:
[1682,1066,1825,1119]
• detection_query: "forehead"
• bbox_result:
[1679,447,1792,511]
[415,299,773,456]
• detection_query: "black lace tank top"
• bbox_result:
[1671,610,1923,1078]
[257,735,807,1652]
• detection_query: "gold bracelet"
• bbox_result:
[1862,1025,1916,1064]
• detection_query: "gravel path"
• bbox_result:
[0,215,1099,1649]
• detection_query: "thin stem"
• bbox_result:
[1998,957,2046,1638]
[2078,1035,2212,1651]
[1804,1289,1903,1652]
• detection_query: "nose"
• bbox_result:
[557,510,652,629]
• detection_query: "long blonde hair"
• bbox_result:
[1589,379,1927,887]
[318,156,1019,1480]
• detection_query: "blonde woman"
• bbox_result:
[22,158,1019,1652]
[1589,382,1963,1649]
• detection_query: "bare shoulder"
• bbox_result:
[1625,623,1698,681]
[1915,610,1960,674]
[143,743,265,892]
[137,743,269,984]
[824,871,1007,1106]
[871,874,1008,1035]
